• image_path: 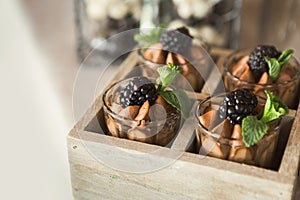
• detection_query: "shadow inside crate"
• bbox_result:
[186,115,295,171]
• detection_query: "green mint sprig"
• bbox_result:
[156,63,182,91]
[134,25,165,48]
[242,91,288,147]
[260,90,289,123]
[156,63,190,118]
[265,49,294,81]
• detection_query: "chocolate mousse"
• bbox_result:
[137,27,210,92]
[195,88,288,168]
[224,45,300,108]
[103,64,190,146]
[106,96,180,145]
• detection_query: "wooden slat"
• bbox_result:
[171,116,196,152]
[279,103,300,176]
[68,133,296,200]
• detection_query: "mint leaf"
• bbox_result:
[156,63,189,118]
[278,49,294,66]
[173,89,191,118]
[260,90,288,123]
[265,57,280,81]
[156,63,181,91]
[134,25,165,47]
[265,49,294,81]
[241,90,288,147]
[242,116,269,147]
[159,90,181,111]
[159,89,190,118]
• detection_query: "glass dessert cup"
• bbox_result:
[195,94,280,168]
[102,78,181,146]
[137,41,211,92]
[223,49,300,109]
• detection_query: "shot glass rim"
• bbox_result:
[224,48,300,88]
[102,77,181,124]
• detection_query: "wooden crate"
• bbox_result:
[68,48,300,199]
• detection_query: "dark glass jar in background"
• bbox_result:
[74,0,142,62]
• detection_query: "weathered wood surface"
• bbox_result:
[68,129,296,200]
[68,48,300,199]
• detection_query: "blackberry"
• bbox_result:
[160,27,193,54]
[219,88,258,124]
[119,77,157,108]
[248,45,280,77]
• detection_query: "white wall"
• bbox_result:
[0,1,73,199]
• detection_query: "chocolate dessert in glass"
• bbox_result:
[135,27,210,92]
[224,45,300,109]
[195,88,288,168]
[103,63,190,146]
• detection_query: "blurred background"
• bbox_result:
[1,0,299,199]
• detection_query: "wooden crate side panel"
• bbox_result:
[71,164,190,200]
[68,134,295,200]
[279,103,300,176]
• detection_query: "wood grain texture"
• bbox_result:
[68,133,295,200]
[279,103,300,177]
[68,48,300,199]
